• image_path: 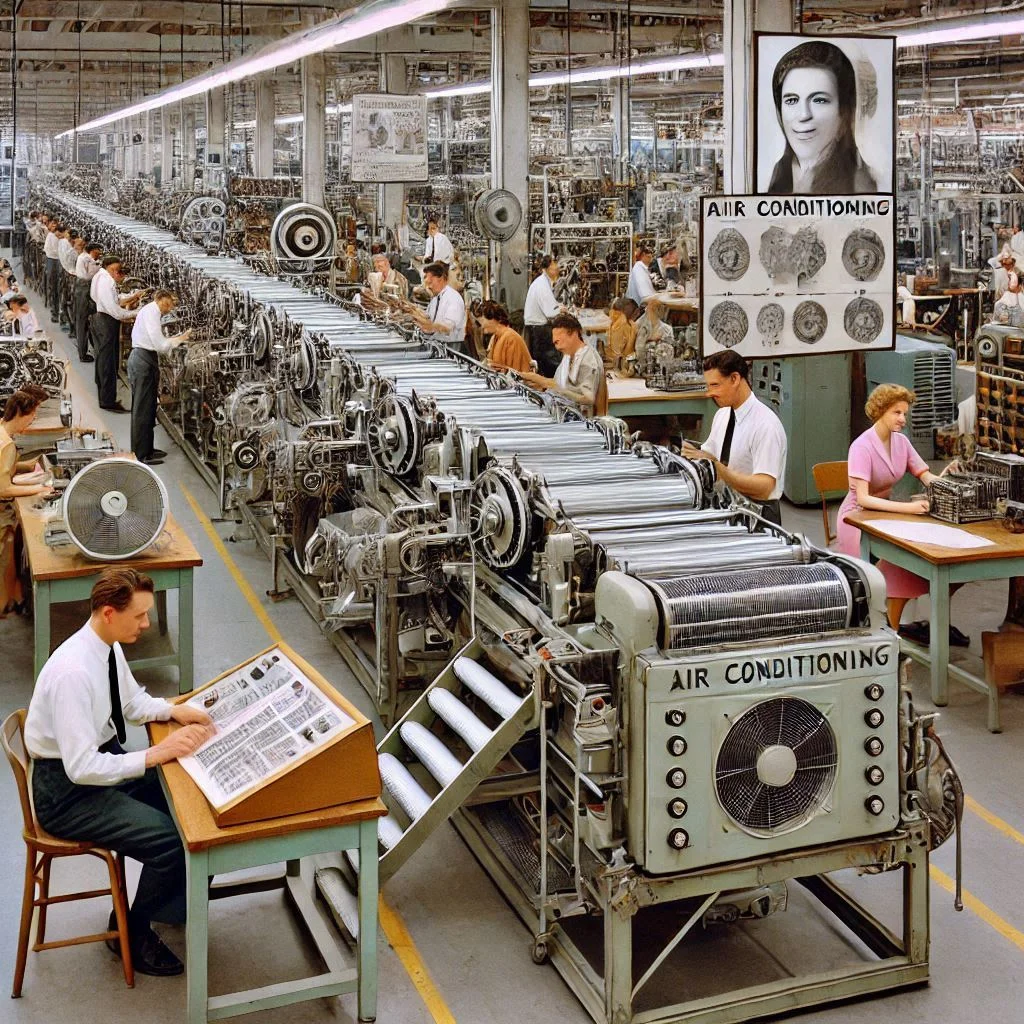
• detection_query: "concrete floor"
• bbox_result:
[1,272,1023,1023]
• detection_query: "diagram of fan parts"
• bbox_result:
[709,296,886,349]
[707,225,886,284]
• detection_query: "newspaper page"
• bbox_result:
[351,93,428,183]
[178,648,355,811]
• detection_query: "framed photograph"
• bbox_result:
[351,93,428,183]
[754,33,895,196]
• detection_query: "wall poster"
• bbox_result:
[351,93,428,183]
[701,193,896,357]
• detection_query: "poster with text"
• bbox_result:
[755,33,895,196]
[351,93,428,183]
[701,194,896,357]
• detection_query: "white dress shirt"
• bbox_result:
[91,268,135,321]
[626,259,656,305]
[43,231,60,259]
[58,238,78,273]
[75,251,101,281]
[25,621,173,785]
[13,309,39,337]
[524,273,561,326]
[701,392,788,501]
[425,284,466,344]
[425,231,454,265]
[131,300,173,354]
[29,222,47,243]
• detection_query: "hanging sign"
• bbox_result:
[351,93,428,183]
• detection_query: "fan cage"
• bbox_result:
[714,695,838,839]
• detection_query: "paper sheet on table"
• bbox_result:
[864,519,996,549]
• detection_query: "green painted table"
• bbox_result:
[151,726,386,1024]
[848,508,1024,732]
[16,497,202,692]
[607,377,717,422]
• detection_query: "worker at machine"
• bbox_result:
[128,289,192,466]
[0,387,52,614]
[74,240,103,362]
[520,312,606,416]
[682,350,788,525]
[24,568,216,977]
[634,298,675,365]
[653,243,682,288]
[523,254,564,377]
[90,256,141,413]
[989,245,1023,301]
[993,278,1024,327]
[369,250,410,301]
[603,297,638,370]
[58,230,81,330]
[626,243,657,307]
[835,383,969,646]
[421,217,454,267]
[4,294,39,338]
[406,261,466,352]
[43,219,63,321]
[476,300,532,374]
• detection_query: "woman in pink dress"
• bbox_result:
[836,383,939,631]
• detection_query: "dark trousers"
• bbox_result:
[759,500,782,526]
[74,278,95,358]
[60,271,75,326]
[45,257,60,316]
[525,323,559,376]
[128,348,159,461]
[32,756,186,928]
[92,312,121,407]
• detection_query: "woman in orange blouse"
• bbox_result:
[477,300,532,374]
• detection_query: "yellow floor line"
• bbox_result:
[931,865,1024,954]
[179,481,457,1023]
[966,795,1024,847]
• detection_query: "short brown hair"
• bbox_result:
[550,312,583,337]
[90,568,155,613]
[153,289,176,304]
[702,349,749,381]
[477,300,510,326]
[423,261,448,280]
[865,383,915,422]
[2,388,45,422]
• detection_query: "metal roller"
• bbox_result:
[399,721,464,788]
[378,752,434,822]
[427,688,494,752]
[452,658,524,720]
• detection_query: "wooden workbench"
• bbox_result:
[846,508,1024,731]
[16,497,202,691]
[607,376,717,424]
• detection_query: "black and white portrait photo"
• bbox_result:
[755,34,895,196]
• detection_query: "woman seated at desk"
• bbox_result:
[836,383,966,645]
[476,300,532,374]
[0,385,52,614]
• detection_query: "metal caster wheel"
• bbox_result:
[531,938,550,965]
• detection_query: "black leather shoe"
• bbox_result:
[141,456,164,466]
[151,449,168,459]
[100,403,129,413]
[80,354,94,363]
[898,621,929,646]
[131,928,184,977]
[949,624,971,648]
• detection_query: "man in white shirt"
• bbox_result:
[43,220,62,319]
[91,256,141,412]
[625,244,657,307]
[408,261,466,351]
[654,243,682,287]
[4,294,38,338]
[58,232,82,329]
[519,313,605,416]
[74,240,103,361]
[523,254,564,375]
[682,350,788,524]
[422,218,454,266]
[26,568,214,976]
[129,290,191,465]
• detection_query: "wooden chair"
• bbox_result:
[812,461,849,547]
[981,631,1024,733]
[1,709,134,996]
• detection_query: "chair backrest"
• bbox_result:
[594,372,609,417]
[1,709,37,840]
[811,461,850,546]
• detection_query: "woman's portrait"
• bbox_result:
[756,34,894,196]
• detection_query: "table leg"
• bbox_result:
[179,569,194,695]
[357,819,379,1023]
[930,565,951,706]
[185,848,210,1024]
[33,580,50,679]
[156,589,168,636]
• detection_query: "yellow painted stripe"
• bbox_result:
[179,483,282,643]
[931,865,1024,954]
[179,482,457,1023]
[966,795,1024,848]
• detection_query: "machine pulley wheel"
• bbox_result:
[366,394,420,477]
[470,465,530,569]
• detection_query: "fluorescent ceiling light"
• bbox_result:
[896,16,1024,47]
[64,0,451,135]
[424,83,492,99]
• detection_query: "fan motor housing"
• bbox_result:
[630,635,900,875]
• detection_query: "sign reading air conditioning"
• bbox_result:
[644,640,894,696]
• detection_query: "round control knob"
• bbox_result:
[864,737,884,757]
[668,828,689,850]
[665,709,686,727]
[667,736,687,757]
[865,796,885,816]
[864,683,884,702]
[666,768,687,789]
[864,709,885,728]
[865,765,885,786]
[667,798,688,819]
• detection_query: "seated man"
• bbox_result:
[370,251,410,301]
[25,568,215,976]
[634,298,674,366]
[519,312,605,416]
[406,261,466,352]
[4,294,38,338]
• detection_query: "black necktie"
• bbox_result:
[720,407,737,466]
[108,648,126,744]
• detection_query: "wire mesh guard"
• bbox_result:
[646,563,852,650]
[63,458,168,559]
[715,696,838,837]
